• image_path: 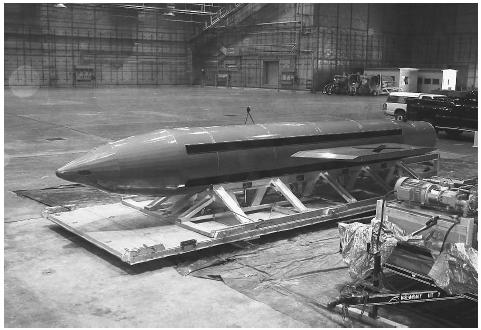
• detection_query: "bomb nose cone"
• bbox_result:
[55,143,120,187]
[55,165,94,182]
[55,167,77,181]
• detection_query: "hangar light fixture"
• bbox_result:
[54,3,67,8]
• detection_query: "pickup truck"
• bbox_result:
[406,91,478,137]
[382,92,447,121]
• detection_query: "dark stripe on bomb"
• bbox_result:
[185,129,402,154]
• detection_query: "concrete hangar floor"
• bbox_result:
[4,86,478,327]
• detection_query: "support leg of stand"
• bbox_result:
[363,166,390,192]
[270,178,308,212]
[213,185,252,224]
[251,186,268,206]
[397,161,419,179]
[178,195,215,221]
[145,197,167,211]
[320,172,357,203]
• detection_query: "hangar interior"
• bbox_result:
[5,3,477,90]
[4,2,478,328]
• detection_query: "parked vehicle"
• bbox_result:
[406,91,478,137]
[430,89,477,100]
[382,92,421,120]
[382,92,448,121]
[321,73,382,96]
[322,75,349,95]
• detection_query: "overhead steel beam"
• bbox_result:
[111,4,218,16]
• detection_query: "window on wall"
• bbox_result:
[424,78,431,84]
[432,78,440,85]
[417,77,423,85]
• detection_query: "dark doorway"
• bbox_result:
[263,61,279,87]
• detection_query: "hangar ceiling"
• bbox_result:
[103,3,235,24]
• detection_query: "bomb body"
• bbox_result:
[56,119,436,196]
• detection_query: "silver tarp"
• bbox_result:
[339,219,478,295]
[428,243,478,295]
[338,218,408,280]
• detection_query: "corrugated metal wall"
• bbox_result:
[5,4,196,87]
[191,4,299,88]
[408,4,478,90]
[194,3,477,91]
[192,3,414,90]
[312,3,412,88]
[4,3,477,90]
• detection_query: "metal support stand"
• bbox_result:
[244,106,255,124]
[368,253,381,318]
[47,153,440,264]
[123,156,439,228]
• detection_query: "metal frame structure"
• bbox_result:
[384,262,478,303]
[46,153,439,264]
[327,184,477,322]
[327,262,477,311]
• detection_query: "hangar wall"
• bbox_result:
[4,4,196,87]
[191,3,415,90]
[312,3,412,89]
[191,4,308,88]
[4,3,478,90]
[193,3,477,90]
[408,4,478,90]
